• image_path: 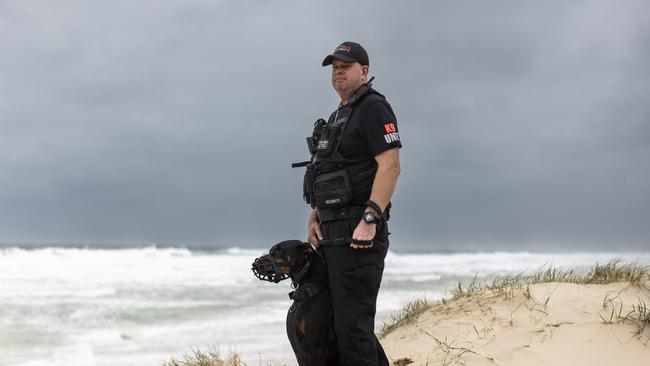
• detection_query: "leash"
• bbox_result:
[318,237,374,248]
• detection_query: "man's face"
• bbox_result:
[331,58,368,97]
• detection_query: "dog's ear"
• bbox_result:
[268,240,309,267]
[301,242,315,255]
[270,240,303,251]
[291,241,315,258]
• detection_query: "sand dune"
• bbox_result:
[381,281,650,366]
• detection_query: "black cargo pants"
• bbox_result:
[318,217,389,366]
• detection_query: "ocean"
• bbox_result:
[1,245,649,366]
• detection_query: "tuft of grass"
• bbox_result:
[381,297,430,335]
[381,261,650,336]
[487,261,649,297]
[530,266,581,284]
[451,273,482,300]
[584,261,648,285]
[488,267,583,299]
[599,292,625,324]
[630,298,650,337]
[163,346,246,366]
[611,298,650,338]
[488,273,527,299]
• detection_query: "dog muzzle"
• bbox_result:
[252,254,289,283]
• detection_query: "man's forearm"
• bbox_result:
[368,148,401,213]
[309,207,319,221]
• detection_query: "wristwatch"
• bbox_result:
[362,211,380,224]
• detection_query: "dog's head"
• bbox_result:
[251,240,314,283]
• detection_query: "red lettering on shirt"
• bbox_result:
[383,123,396,133]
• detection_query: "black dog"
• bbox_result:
[252,240,341,366]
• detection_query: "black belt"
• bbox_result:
[317,205,365,223]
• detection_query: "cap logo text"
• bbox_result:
[335,45,352,53]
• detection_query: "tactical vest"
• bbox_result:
[294,81,389,210]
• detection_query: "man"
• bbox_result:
[303,41,401,366]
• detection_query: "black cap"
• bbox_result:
[322,41,369,67]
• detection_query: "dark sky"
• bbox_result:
[1,0,648,251]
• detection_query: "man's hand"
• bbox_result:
[351,220,376,249]
[307,208,323,248]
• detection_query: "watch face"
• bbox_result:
[364,212,374,222]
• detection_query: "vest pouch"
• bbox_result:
[303,164,316,208]
[312,170,352,209]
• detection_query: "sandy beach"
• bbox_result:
[381,280,650,366]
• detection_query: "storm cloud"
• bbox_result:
[1,0,648,250]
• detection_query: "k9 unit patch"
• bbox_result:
[383,123,400,143]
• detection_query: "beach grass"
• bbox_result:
[617,297,650,338]
[162,347,291,366]
[381,297,431,335]
[162,347,244,366]
[381,260,650,336]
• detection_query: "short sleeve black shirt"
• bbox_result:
[335,92,402,161]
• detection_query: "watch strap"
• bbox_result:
[364,199,385,221]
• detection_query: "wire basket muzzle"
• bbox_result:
[251,255,288,283]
